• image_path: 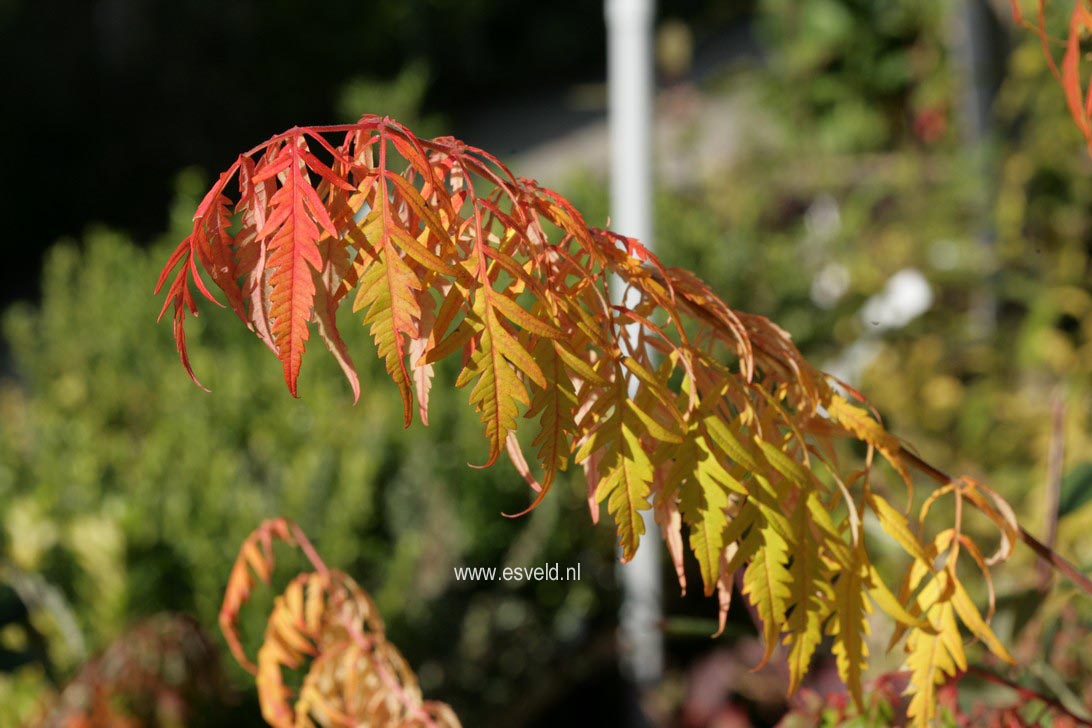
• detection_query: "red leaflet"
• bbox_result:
[1020,0,1092,154]
[155,241,205,389]
[257,136,333,396]
[1062,4,1092,145]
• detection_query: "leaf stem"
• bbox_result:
[290,523,329,576]
[964,666,1092,726]
[898,448,1092,597]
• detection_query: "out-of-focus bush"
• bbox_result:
[0,172,617,726]
[756,0,951,152]
[336,61,447,137]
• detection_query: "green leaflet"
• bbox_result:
[784,500,832,694]
[526,339,578,489]
[677,437,733,595]
[456,290,538,467]
[596,413,654,562]
[354,245,421,425]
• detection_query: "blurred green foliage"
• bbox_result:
[756,0,951,152]
[336,61,447,137]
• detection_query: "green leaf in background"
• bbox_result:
[1059,462,1092,519]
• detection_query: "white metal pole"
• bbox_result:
[606,0,662,690]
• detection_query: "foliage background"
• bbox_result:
[1,0,1090,725]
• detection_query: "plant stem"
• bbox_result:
[898,448,1092,597]
[965,666,1092,726]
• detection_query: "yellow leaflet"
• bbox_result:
[831,546,870,710]
[484,246,539,291]
[456,294,535,466]
[305,579,323,632]
[382,170,453,246]
[679,476,729,596]
[425,319,476,365]
[866,492,932,565]
[904,626,948,727]
[949,576,1014,664]
[243,540,271,583]
[553,340,605,385]
[573,394,621,463]
[701,414,761,473]
[660,437,696,504]
[626,400,684,444]
[900,569,966,727]
[804,491,852,567]
[598,420,654,561]
[270,600,311,657]
[722,514,762,583]
[826,394,912,484]
[389,223,460,279]
[360,195,457,278]
[490,292,563,339]
[755,438,813,492]
[565,297,613,348]
[698,415,792,538]
[746,475,794,544]
[623,356,684,428]
[937,594,967,672]
[285,578,305,623]
[867,564,928,628]
[742,523,791,668]
[527,339,577,481]
[423,278,469,347]
[354,248,421,424]
[722,503,757,552]
[483,293,546,388]
[785,504,829,694]
[678,439,735,594]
